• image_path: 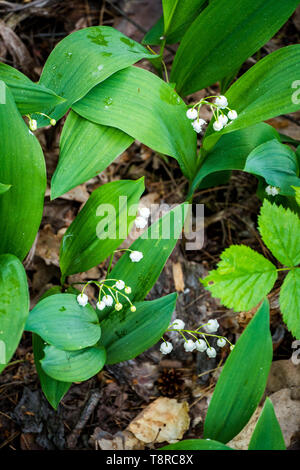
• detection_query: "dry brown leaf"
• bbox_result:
[127,397,190,444]
[35,224,64,267]
[172,262,185,292]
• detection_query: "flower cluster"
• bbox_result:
[135,206,151,229]
[265,185,279,197]
[26,113,56,132]
[186,95,238,134]
[160,318,234,358]
[77,277,136,312]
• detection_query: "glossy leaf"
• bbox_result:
[248,398,286,450]
[258,200,300,267]
[171,0,299,95]
[60,179,145,279]
[37,26,154,125]
[101,294,177,364]
[33,334,71,410]
[244,140,300,196]
[0,62,65,115]
[161,439,233,450]
[280,269,300,340]
[142,16,164,46]
[0,254,29,373]
[0,82,46,260]
[41,344,106,382]
[0,183,11,195]
[99,203,188,320]
[189,123,279,195]
[25,294,101,351]
[72,66,198,180]
[203,45,300,151]
[201,245,277,311]
[204,299,273,443]
[51,111,133,198]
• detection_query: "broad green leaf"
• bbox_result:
[204,299,273,443]
[72,66,198,180]
[279,269,300,340]
[51,111,133,198]
[0,254,29,373]
[203,45,300,151]
[142,16,164,46]
[189,123,280,196]
[33,334,71,410]
[41,344,106,382]
[0,183,11,195]
[161,439,233,450]
[162,0,207,43]
[170,0,299,95]
[25,294,100,351]
[101,294,177,364]
[258,200,300,267]
[244,140,300,196]
[0,83,46,260]
[60,179,144,280]
[201,245,277,311]
[248,398,286,450]
[99,203,188,318]
[37,26,154,125]
[0,62,65,115]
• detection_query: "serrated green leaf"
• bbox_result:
[0,183,11,195]
[170,0,299,95]
[189,123,280,196]
[0,254,29,373]
[203,45,300,151]
[36,26,154,125]
[41,344,106,382]
[279,268,300,339]
[101,294,177,364]
[244,140,300,196]
[72,66,198,181]
[51,111,133,198]
[25,294,101,351]
[0,83,46,260]
[292,186,300,206]
[98,203,188,321]
[258,200,300,267]
[161,439,233,450]
[204,299,273,443]
[248,398,286,450]
[60,179,144,280]
[201,245,277,311]
[33,334,71,410]
[0,62,65,115]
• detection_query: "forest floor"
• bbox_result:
[0,0,299,451]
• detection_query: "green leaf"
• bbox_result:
[248,398,286,450]
[244,140,300,196]
[60,179,145,280]
[170,0,299,95]
[0,62,65,115]
[280,268,300,340]
[293,186,300,206]
[204,299,273,443]
[72,66,198,181]
[41,344,106,382]
[25,294,101,351]
[201,245,277,311]
[33,334,71,410]
[203,45,300,151]
[101,294,177,364]
[37,26,154,125]
[51,111,133,198]
[0,82,46,260]
[0,254,29,373]
[142,16,164,46]
[258,200,300,267]
[0,183,11,195]
[161,439,234,450]
[100,203,188,316]
[189,123,280,195]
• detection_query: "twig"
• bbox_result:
[67,390,101,449]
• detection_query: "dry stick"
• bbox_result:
[67,390,101,449]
